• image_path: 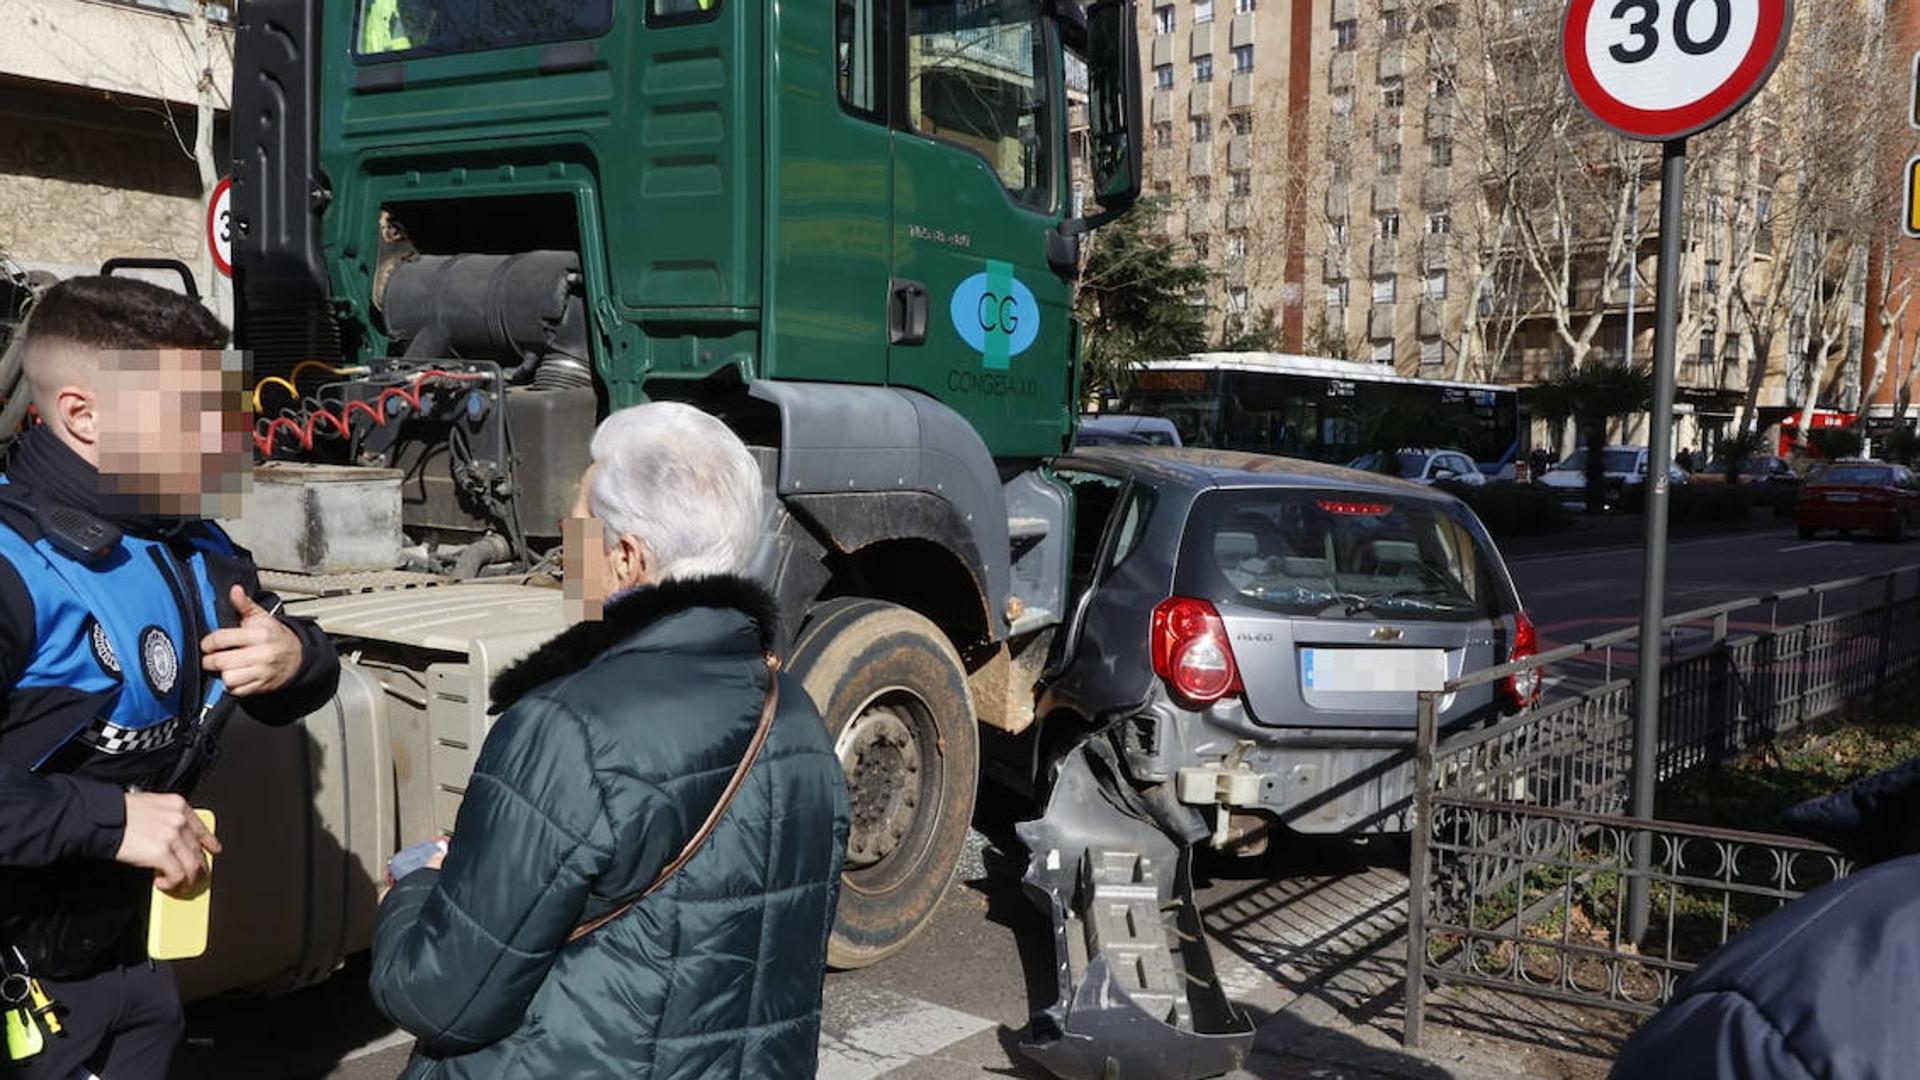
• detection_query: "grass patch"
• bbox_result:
[1657,718,1920,833]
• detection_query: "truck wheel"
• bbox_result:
[790,598,980,969]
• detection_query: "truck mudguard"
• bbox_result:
[748,381,1013,643]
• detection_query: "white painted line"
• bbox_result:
[816,988,995,1080]
[1778,541,1842,554]
[340,1029,415,1063]
[1510,532,1770,567]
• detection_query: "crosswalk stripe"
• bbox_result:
[816,988,996,1079]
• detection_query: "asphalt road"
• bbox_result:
[173,523,1920,1079]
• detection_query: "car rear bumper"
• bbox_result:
[1798,505,1898,531]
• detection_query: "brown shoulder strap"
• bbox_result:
[567,653,782,944]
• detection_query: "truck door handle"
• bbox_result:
[889,278,929,346]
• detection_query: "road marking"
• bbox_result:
[1778,541,1842,553]
[816,987,996,1080]
[1510,531,1782,566]
[340,1029,416,1063]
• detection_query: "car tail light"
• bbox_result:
[1504,611,1542,711]
[1318,499,1392,516]
[1151,597,1244,706]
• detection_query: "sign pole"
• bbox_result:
[1627,137,1687,942]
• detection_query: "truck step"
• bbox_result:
[1007,515,1052,541]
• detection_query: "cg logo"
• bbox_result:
[950,261,1040,370]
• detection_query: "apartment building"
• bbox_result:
[0,0,230,288]
[1126,0,1899,452]
[1137,0,1316,345]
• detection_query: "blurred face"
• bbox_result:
[81,349,251,517]
[561,464,652,622]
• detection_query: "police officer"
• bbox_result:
[0,277,340,1079]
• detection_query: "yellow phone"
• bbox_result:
[147,809,215,961]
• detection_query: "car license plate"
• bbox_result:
[1301,648,1447,693]
[1826,492,1859,502]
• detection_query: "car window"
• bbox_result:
[1055,469,1127,603]
[1104,488,1156,572]
[1816,465,1894,486]
[1177,488,1507,622]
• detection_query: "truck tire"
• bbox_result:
[790,598,980,969]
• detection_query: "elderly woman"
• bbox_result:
[368,402,850,1078]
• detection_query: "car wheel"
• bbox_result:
[1798,524,1817,541]
[788,598,980,970]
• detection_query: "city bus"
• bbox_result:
[1115,353,1523,469]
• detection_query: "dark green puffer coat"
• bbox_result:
[369,576,850,1079]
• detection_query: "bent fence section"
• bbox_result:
[1403,566,1920,1046]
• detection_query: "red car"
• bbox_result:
[1796,462,1920,540]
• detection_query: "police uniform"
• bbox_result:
[0,427,339,1080]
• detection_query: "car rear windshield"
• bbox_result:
[1814,465,1894,486]
[1176,488,1509,622]
[1556,449,1639,474]
[356,0,615,61]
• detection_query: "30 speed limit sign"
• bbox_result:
[1562,0,1793,141]
[207,175,233,278]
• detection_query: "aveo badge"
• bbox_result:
[950,260,1039,370]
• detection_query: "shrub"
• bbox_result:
[1455,482,1572,537]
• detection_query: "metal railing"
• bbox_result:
[1403,566,1920,1046]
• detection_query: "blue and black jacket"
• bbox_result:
[0,427,339,975]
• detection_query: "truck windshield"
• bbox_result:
[357,0,615,61]
[906,0,1055,212]
[1177,489,1507,622]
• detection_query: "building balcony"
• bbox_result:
[1325,182,1348,217]
[1333,0,1358,21]
[1226,255,1248,286]
[1191,23,1213,56]
[1371,241,1400,275]
[1151,90,1171,123]
[1231,13,1256,47]
[1190,84,1211,116]
[1429,36,1459,66]
[1187,205,1210,234]
[1425,103,1453,138]
[1330,51,1355,89]
[1152,33,1174,67]
[1324,253,1347,282]
[1370,304,1398,340]
[1374,177,1401,211]
[1229,135,1252,170]
[1230,72,1253,108]
[1328,113,1355,143]
[1421,235,1449,270]
[1378,42,1405,80]
[1227,199,1250,230]
[1189,143,1213,176]
[1418,301,1445,338]
[1422,168,1450,206]
[1376,112,1402,148]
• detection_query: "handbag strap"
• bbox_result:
[567,653,782,944]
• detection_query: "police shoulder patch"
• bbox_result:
[88,618,121,677]
[139,625,179,697]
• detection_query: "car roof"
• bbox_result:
[1058,446,1452,501]
[1078,414,1177,433]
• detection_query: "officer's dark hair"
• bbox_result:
[22,276,229,356]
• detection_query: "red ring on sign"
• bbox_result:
[1561,0,1792,141]
[207,175,234,278]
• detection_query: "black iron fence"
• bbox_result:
[1403,567,1920,1046]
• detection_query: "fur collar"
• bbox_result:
[489,575,779,712]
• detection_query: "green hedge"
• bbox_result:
[1619,483,1761,524]
[1450,482,1572,537]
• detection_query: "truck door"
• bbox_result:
[888,0,1071,457]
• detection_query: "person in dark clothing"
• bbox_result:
[370,402,849,1079]
[0,277,339,1080]
[1611,854,1920,1080]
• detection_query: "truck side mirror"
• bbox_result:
[1085,0,1141,218]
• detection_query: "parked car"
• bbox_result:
[1694,455,1796,485]
[1345,448,1490,487]
[1536,446,1690,505]
[1076,413,1183,448]
[1023,448,1540,837]
[1795,462,1920,540]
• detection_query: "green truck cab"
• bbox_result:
[213,0,1141,996]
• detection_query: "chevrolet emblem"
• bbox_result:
[1371,626,1404,642]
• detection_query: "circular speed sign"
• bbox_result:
[207,176,233,278]
[1562,0,1792,141]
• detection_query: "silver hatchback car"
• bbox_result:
[1026,447,1540,838]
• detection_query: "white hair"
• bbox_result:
[588,402,765,582]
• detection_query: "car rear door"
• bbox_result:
[1179,486,1511,730]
